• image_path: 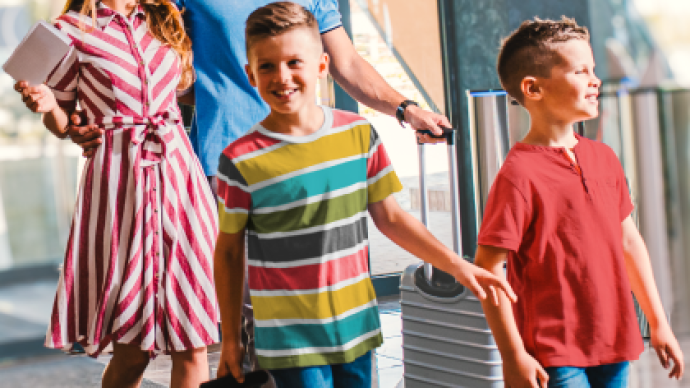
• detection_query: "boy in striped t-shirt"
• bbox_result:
[213,3,516,387]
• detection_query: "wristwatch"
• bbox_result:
[395,99,419,127]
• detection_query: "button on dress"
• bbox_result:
[44,4,219,356]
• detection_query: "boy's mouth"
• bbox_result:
[273,89,298,99]
[585,94,599,103]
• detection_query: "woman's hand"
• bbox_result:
[14,81,58,113]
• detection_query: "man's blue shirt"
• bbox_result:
[175,0,342,176]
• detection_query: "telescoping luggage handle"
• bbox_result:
[416,127,463,289]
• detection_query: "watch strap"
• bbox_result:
[396,100,419,127]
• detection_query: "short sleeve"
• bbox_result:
[217,153,251,234]
[366,125,402,204]
[45,43,79,111]
[310,0,343,34]
[614,154,634,221]
[477,174,532,251]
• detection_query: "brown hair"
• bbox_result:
[245,1,321,57]
[62,0,193,90]
[497,16,589,105]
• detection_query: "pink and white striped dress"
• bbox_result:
[44,3,219,356]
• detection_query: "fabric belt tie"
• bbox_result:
[101,113,180,168]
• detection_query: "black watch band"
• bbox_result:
[395,100,418,127]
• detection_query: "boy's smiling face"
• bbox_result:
[535,39,601,124]
[246,27,329,116]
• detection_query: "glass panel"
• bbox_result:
[0,0,78,271]
[348,0,450,275]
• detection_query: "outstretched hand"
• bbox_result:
[651,323,685,380]
[67,111,103,158]
[454,260,518,306]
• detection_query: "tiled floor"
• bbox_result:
[124,296,407,388]
[376,296,405,388]
[4,280,690,387]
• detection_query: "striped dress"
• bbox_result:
[44,4,219,356]
[216,107,403,369]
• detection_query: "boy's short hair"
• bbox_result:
[497,16,590,105]
[245,2,322,56]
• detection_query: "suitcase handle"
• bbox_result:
[416,127,456,145]
[416,126,462,285]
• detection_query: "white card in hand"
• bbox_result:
[2,21,72,86]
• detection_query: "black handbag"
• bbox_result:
[200,370,270,388]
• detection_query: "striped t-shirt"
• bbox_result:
[216,106,403,369]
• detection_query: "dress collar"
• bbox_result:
[95,2,145,30]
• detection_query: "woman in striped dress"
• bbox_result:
[14,0,219,386]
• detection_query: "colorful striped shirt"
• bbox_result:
[216,107,402,369]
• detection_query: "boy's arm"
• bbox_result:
[474,245,548,388]
[621,215,684,379]
[214,229,247,382]
[367,195,516,304]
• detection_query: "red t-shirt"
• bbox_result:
[478,135,644,368]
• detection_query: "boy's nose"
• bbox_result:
[277,64,292,83]
[591,75,602,87]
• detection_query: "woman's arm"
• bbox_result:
[15,81,70,138]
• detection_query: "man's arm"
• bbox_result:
[214,230,247,382]
[322,27,450,139]
[65,112,103,158]
[474,245,548,388]
[621,215,684,379]
[177,84,195,106]
[368,196,516,303]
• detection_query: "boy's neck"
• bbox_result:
[261,103,325,137]
[521,115,579,149]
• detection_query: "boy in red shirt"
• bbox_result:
[475,17,685,388]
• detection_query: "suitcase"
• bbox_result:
[400,128,503,388]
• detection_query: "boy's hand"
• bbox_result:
[217,342,245,382]
[651,323,685,379]
[454,261,518,305]
[503,351,549,388]
[14,81,58,113]
[68,110,103,158]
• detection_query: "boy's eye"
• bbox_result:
[288,59,302,66]
[258,63,274,71]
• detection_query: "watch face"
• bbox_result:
[396,106,406,122]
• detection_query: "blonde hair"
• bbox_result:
[62,0,193,90]
[245,1,321,56]
[497,16,590,105]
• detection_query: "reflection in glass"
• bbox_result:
[349,0,450,275]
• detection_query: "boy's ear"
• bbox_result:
[245,64,257,87]
[318,52,330,79]
[521,76,542,102]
